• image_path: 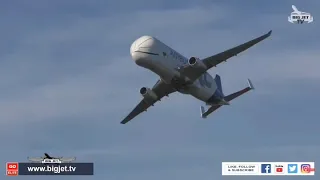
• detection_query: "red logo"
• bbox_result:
[6,162,19,176]
[274,165,284,173]
[276,167,283,172]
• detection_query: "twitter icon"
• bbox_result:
[288,164,298,173]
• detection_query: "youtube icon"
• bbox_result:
[275,165,284,173]
[276,167,283,172]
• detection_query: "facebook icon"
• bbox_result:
[261,164,271,173]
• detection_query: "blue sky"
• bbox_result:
[1,0,319,179]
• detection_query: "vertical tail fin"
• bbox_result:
[292,5,299,12]
[200,106,206,118]
[214,74,224,96]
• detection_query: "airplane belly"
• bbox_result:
[150,59,177,84]
[187,84,213,102]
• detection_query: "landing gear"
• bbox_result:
[170,77,190,93]
[171,77,180,87]
[171,78,183,90]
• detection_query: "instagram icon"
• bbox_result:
[301,164,314,174]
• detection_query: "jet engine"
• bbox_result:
[188,57,207,69]
[140,87,158,100]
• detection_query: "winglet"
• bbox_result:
[247,79,254,90]
[200,106,206,118]
[266,30,272,37]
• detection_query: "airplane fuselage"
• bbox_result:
[130,36,221,104]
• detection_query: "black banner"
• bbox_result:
[18,163,94,175]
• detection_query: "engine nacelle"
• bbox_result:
[140,87,158,100]
[188,57,207,69]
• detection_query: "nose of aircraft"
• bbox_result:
[130,36,156,64]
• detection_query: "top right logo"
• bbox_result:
[288,5,313,24]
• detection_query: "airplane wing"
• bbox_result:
[179,30,272,82]
[28,157,44,162]
[60,157,76,162]
[120,79,176,124]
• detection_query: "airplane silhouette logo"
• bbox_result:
[288,5,313,24]
[27,153,76,163]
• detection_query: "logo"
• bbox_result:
[288,164,298,173]
[288,5,313,24]
[274,164,284,173]
[301,164,314,173]
[6,162,19,176]
[261,164,271,173]
[27,153,76,163]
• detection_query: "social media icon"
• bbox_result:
[288,164,298,173]
[301,164,312,173]
[274,165,284,173]
[261,164,271,173]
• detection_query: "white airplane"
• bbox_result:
[121,30,272,124]
[27,153,76,163]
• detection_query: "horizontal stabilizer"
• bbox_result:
[200,105,221,118]
[219,99,230,105]
[200,79,255,118]
[224,79,254,102]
